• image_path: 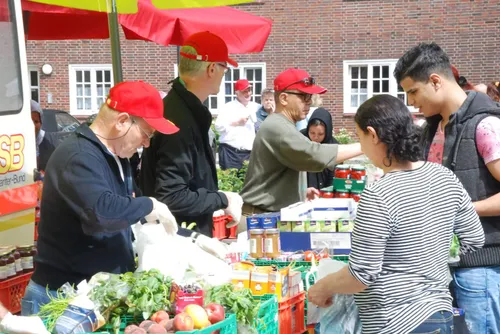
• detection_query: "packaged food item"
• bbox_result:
[306,220,321,232]
[12,248,22,275]
[334,165,350,179]
[268,267,289,302]
[320,220,336,232]
[2,248,16,279]
[264,229,281,259]
[350,190,362,202]
[350,165,366,180]
[249,229,264,259]
[320,189,334,198]
[250,267,269,296]
[261,214,278,229]
[279,221,292,232]
[247,215,262,230]
[0,249,10,281]
[174,283,204,314]
[231,269,251,291]
[337,219,355,232]
[18,245,35,273]
[291,221,306,232]
[335,190,350,199]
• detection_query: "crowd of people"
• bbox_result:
[5,29,498,334]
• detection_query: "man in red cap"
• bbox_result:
[140,32,243,242]
[23,81,182,315]
[215,78,260,170]
[240,68,362,216]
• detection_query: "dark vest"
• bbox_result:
[423,92,500,267]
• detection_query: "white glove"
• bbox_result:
[222,192,243,228]
[144,197,178,235]
[0,312,49,334]
[192,232,229,260]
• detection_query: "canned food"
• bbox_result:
[335,190,350,199]
[334,165,350,179]
[351,165,366,180]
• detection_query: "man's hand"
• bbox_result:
[222,192,243,227]
[306,187,320,201]
[0,312,49,334]
[192,233,229,259]
[144,198,178,235]
[231,117,249,126]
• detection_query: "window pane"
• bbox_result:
[225,96,232,103]
[225,70,232,81]
[210,96,218,109]
[373,66,380,79]
[351,95,358,107]
[77,98,83,110]
[31,89,39,102]
[255,96,261,104]
[360,67,367,79]
[233,70,240,81]
[105,84,111,95]
[351,81,358,89]
[255,83,262,94]
[30,70,38,86]
[225,83,232,95]
[373,81,380,93]
[84,84,91,96]
[76,71,82,82]
[85,98,91,109]
[382,80,389,92]
[351,66,359,79]
[97,71,103,83]
[105,70,111,82]
[382,66,389,78]
[97,97,103,106]
[84,71,90,82]
[360,94,368,104]
[77,84,83,96]
[360,80,367,89]
[246,70,254,81]
[255,69,262,81]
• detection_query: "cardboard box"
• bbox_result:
[247,215,261,230]
[232,270,250,290]
[333,178,366,192]
[320,220,336,232]
[306,220,321,232]
[269,268,289,302]
[291,221,306,232]
[279,221,292,232]
[337,219,355,232]
[310,198,356,221]
[250,269,269,296]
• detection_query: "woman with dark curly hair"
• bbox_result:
[308,94,484,334]
[487,81,500,102]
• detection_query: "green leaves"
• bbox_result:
[205,284,259,325]
[217,161,249,193]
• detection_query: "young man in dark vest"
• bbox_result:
[395,42,500,333]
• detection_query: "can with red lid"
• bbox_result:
[351,165,366,180]
[335,165,350,179]
[335,190,350,199]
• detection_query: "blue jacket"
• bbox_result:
[32,124,153,289]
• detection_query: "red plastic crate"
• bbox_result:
[278,291,306,334]
[0,272,32,314]
[212,215,227,239]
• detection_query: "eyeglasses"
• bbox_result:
[216,62,229,73]
[132,119,155,139]
[282,77,315,91]
[283,91,313,103]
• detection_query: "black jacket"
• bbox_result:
[140,78,228,237]
[301,108,338,189]
[33,125,153,290]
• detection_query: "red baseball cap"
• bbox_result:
[179,31,238,68]
[106,81,179,135]
[274,68,327,94]
[235,79,251,91]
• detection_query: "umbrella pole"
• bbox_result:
[108,0,123,83]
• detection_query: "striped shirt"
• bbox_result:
[348,162,484,334]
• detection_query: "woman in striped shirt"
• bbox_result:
[308,94,484,333]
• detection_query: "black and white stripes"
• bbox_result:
[348,162,484,334]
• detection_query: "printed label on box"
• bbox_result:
[310,233,351,250]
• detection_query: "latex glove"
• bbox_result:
[0,312,49,334]
[144,197,178,235]
[222,192,243,228]
[192,232,229,260]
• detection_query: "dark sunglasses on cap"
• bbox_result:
[282,77,315,91]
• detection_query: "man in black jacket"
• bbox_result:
[140,31,243,238]
[395,42,500,333]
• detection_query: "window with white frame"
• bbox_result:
[174,63,266,115]
[28,66,40,102]
[343,60,415,114]
[69,65,113,115]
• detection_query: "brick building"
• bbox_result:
[26,0,500,132]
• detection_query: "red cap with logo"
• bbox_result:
[274,68,327,94]
[235,79,251,91]
[179,31,238,68]
[106,81,179,135]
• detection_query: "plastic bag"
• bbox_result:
[133,222,189,283]
[316,259,362,334]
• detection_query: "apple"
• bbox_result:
[184,304,211,329]
[148,324,167,333]
[139,320,155,331]
[151,310,169,323]
[173,313,195,331]
[205,303,225,324]
[161,319,174,331]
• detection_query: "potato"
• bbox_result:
[148,323,167,333]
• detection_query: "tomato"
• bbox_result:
[304,251,315,262]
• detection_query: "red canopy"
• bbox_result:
[22,0,272,54]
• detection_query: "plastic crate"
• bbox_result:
[254,294,279,334]
[278,291,306,334]
[212,215,228,239]
[0,272,32,313]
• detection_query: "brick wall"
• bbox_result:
[27,0,500,132]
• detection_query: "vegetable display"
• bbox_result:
[205,284,259,326]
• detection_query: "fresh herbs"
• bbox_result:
[38,289,71,333]
[205,284,259,325]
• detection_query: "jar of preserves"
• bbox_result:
[18,245,35,273]
[0,249,9,282]
[350,190,362,202]
[320,190,334,198]
[249,229,264,259]
[4,248,16,279]
[334,165,350,179]
[13,248,22,275]
[335,190,350,199]
[351,165,367,180]
[264,229,281,259]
